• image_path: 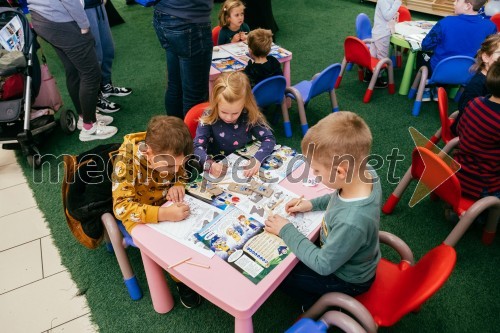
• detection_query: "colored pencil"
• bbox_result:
[167,257,191,269]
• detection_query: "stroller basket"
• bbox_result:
[0,98,21,122]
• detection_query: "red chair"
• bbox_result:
[490,13,500,31]
[394,6,412,68]
[335,36,395,103]
[300,231,456,332]
[184,102,209,138]
[212,26,221,46]
[383,146,500,245]
[428,87,457,146]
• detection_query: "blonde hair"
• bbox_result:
[218,0,245,27]
[301,112,372,170]
[473,34,500,72]
[248,29,273,57]
[202,72,269,127]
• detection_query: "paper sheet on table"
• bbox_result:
[212,47,233,60]
[148,195,223,258]
[220,42,249,57]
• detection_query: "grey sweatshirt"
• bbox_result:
[27,0,89,29]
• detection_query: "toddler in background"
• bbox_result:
[193,72,276,178]
[367,0,401,88]
[244,28,283,87]
[218,0,250,45]
[452,34,500,135]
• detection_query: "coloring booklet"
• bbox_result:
[235,183,324,236]
[211,56,245,73]
[148,195,223,258]
[234,141,305,183]
[269,43,291,59]
[194,206,289,284]
[0,16,24,52]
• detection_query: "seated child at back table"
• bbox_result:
[265,112,382,310]
[194,71,276,179]
[112,115,202,308]
[244,28,283,87]
[217,0,250,45]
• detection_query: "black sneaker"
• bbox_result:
[97,95,121,113]
[101,83,132,97]
[363,69,372,83]
[176,283,202,308]
[374,78,388,89]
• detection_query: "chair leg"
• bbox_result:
[102,213,143,300]
[335,57,347,88]
[280,100,292,137]
[330,89,339,112]
[285,86,309,135]
[346,62,353,71]
[382,167,413,214]
[410,67,428,117]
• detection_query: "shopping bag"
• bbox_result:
[33,56,63,111]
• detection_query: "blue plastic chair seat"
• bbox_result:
[287,80,312,102]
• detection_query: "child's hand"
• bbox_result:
[161,202,190,221]
[265,214,289,235]
[167,185,185,203]
[209,162,227,178]
[240,32,247,41]
[243,158,261,178]
[231,33,241,43]
[285,199,313,216]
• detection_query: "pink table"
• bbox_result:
[209,43,292,97]
[131,165,331,333]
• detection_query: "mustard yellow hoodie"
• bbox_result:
[111,132,185,233]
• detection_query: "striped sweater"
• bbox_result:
[455,96,500,199]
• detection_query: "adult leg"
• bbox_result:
[96,4,115,86]
[31,12,101,124]
[179,22,213,116]
[153,10,185,118]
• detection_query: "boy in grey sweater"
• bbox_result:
[265,111,381,310]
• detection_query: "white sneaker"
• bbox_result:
[79,121,118,142]
[77,113,114,130]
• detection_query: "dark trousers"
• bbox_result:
[416,51,433,78]
[153,10,212,119]
[31,11,101,124]
[280,262,375,310]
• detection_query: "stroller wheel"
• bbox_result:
[60,109,77,134]
[27,154,41,169]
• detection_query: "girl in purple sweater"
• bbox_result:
[194,72,276,178]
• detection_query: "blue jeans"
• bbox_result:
[153,10,212,118]
[86,5,115,86]
[280,262,375,310]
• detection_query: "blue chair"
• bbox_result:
[347,13,373,71]
[285,63,342,135]
[102,213,143,300]
[252,76,292,137]
[408,56,475,116]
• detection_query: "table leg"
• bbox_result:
[141,251,175,314]
[235,316,253,333]
[399,51,416,96]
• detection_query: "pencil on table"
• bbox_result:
[167,257,191,269]
[186,261,210,269]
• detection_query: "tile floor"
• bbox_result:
[0,149,99,333]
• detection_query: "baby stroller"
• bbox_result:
[0,7,76,168]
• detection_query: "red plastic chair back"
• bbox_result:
[410,147,462,211]
[344,36,372,69]
[184,102,209,138]
[490,13,500,31]
[356,244,456,327]
[397,6,412,22]
[437,87,455,144]
[212,26,221,46]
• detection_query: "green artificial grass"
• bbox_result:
[17,1,499,332]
